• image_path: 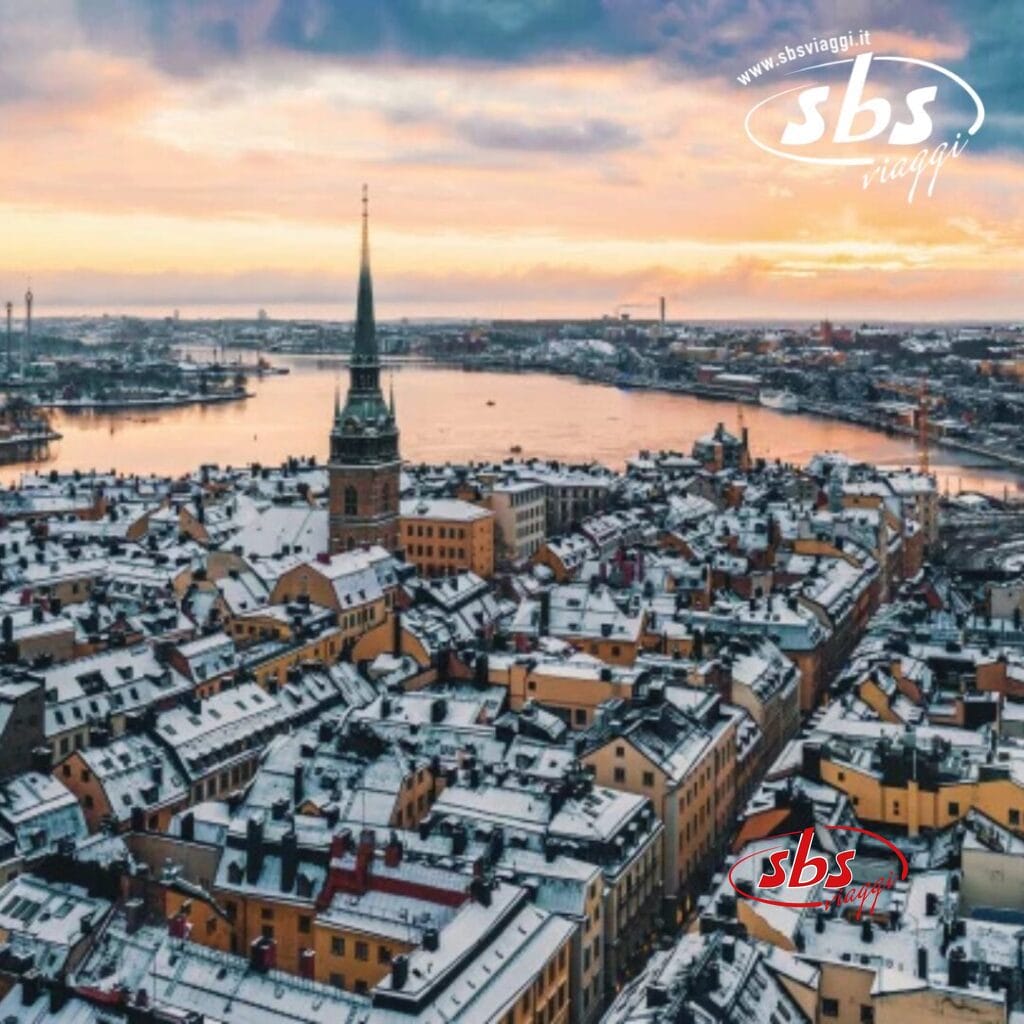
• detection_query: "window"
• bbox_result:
[822,998,839,1018]
[1010,809,1020,827]
[642,771,655,787]
[574,709,587,725]
[331,936,345,956]
[613,767,626,784]
[355,981,368,995]
[261,925,274,940]
[355,941,369,961]
[344,486,358,516]
[860,1006,875,1024]
[298,915,311,934]
[378,946,391,964]
[615,745,625,758]
[948,801,960,816]
[329,972,345,989]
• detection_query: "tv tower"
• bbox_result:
[4,301,11,376]
[22,285,32,378]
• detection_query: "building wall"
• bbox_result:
[820,758,1024,837]
[400,509,495,579]
[872,983,1004,1023]
[497,932,572,1024]
[961,845,1024,914]
[601,827,663,994]
[500,662,634,728]
[489,486,546,563]
[16,625,76,664]
[311,918,414,994]
[328,461,401,555]
[584,722,734,909]
[0,684,44,778]
[816,961,876,1024]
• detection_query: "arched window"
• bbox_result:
[344,486,358,516]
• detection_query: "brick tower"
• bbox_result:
[328,186,401,553]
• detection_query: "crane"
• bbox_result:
[874,378,936,474]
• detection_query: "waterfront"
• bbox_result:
[2,357,1021,495]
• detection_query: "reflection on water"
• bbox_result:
[3,358,1021,497]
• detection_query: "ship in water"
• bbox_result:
[759,389,800,412]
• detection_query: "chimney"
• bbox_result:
[384,832,403,868]
[646,983,669,1008]
[124,898,145,935]
[281,827,299,893]
[801,742,822,782]
[249,936,277,973]
[451,822,468,856]
[246,813,266,884]
[21,970,41,1006]
[31,746,51,774]
[47,979,68,1015]
[355,828,375,888]
[422,927,439,952]
[948,947,968,988]
[293,763,304,805]
[470,877,492,907]
[330,829,353,860]
[538,590,550,636]
[391,955,409,990]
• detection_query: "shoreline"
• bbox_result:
[437,358,1024,477]
[36,390,253,412]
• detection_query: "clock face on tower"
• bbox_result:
[328,187,401,555]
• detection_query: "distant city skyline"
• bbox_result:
[1,1,1021,319]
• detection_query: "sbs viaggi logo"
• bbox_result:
[739,30,985,203]
[727,825,909,920]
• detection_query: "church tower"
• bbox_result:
[328,186,401,553]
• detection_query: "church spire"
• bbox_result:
[353,183,376,360]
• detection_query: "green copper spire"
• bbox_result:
[330,185,398,466]
[353,183,376,361]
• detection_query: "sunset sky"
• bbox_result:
[1,0,1022,321]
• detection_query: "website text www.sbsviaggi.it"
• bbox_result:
[736,28,984,202]
[736,29,872,85]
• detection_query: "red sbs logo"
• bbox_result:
[728,825,909,920]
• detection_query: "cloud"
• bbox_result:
[457,114,637,152]
[65,1,978,74]
[20,256,1024,322]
